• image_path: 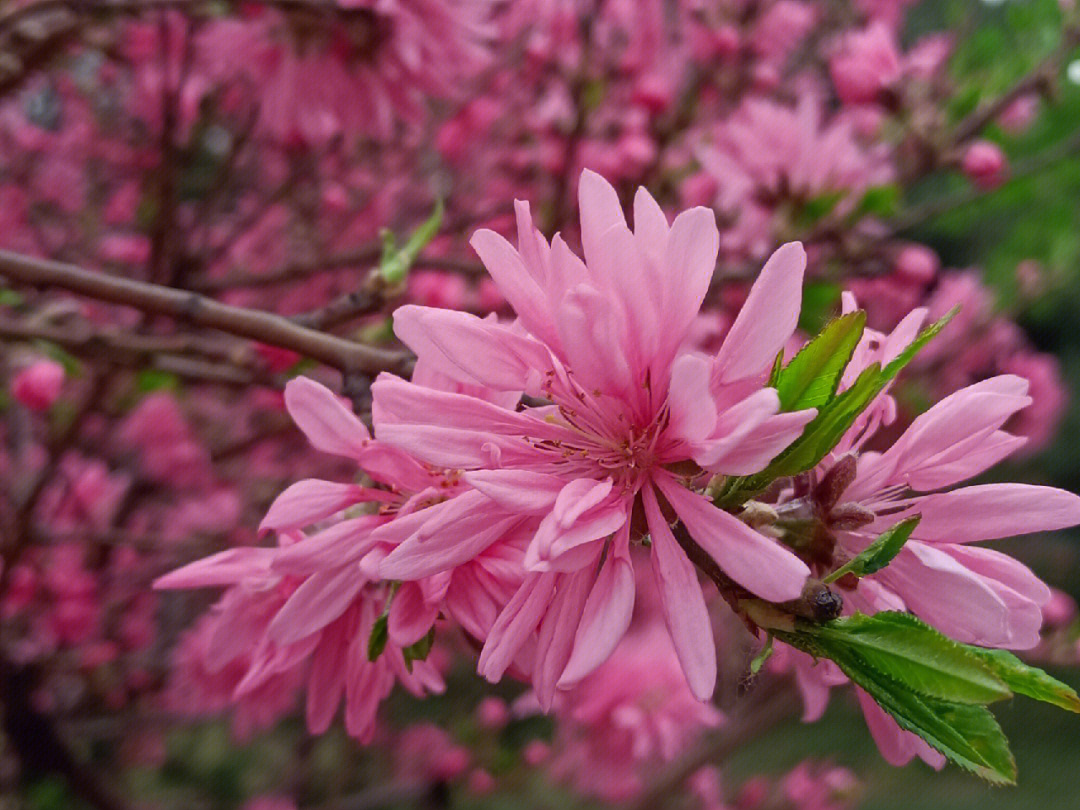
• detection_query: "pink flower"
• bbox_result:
[11,360,64,412]
[829,22,903,106]
[374,171,815,703]
[544,621,723,802]
[961,140,1008,189]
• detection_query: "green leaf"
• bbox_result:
[777,615,1017,784]
[776,311,866,411]
[367,615,389,662]
[851,184,901,220]
[0,287,23,307]
[964,647,1080,713]
[767,349,784,388]
[796,190,846,227]
[716,308,957,507]
[402,627,436,672]
[749,634,774,675]
[823,517,921,584]
[380,200,444,284]
[137,369,180,393]
[813,613,1012,705]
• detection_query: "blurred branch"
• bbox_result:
[0,249,411,379]
[628,677,800,810]
[891,125,1080,233]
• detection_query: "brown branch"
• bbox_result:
[0,249,410,377]
[627,677,800,810]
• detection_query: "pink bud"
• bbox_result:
[522,739,550,766]
[11,360,64,411]
[475,696,509,730]
[467,768,495,796]
[829,23,902,105]
[894,244,939,283]
[961,140,1007,189]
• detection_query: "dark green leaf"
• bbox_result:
[402,627,436,672]
[852,185,902,220]
[367,615,389,662]
[776,311,866,411]
[823,517,921,583]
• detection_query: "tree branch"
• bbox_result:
[0,249,410,378]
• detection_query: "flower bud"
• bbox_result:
[11,359,64,411]
[961,140,1008,189]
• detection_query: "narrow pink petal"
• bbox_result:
[558,542,635,688]
[269,567,365,645]
[578,169,627,276]
[662,207,719,342]
[478,571,558,682]
[284,377,370,459]
[463,470,564,513]
[654,472,808,602]
[533,568,593,710]
[274,515,385,575]
[153,547,274,590]
[380,510,522,581]
[260,480,364,533]
[714,242,805,383]
[710,408,816,475]
[470,228,559,347]
[307,620,348,733]
[913,484,1080,542]
[643,486,717,700]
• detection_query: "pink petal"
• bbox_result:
[643,486,717,700]
[666,353,718,445]
[470,228,559,348]
[463,470,564,512]
[307,620,349,733]
[269,566,365,645]
[654,472,808,602]
[558,539,636,688]
[532,568,593,710]
[714,242,805,383]
[284,377,370,458]
[478,571,558,682]
[260,480,365,533]
[661,206,719,348]
[578,169,628,279]
[153,547,274,589]
[388,581,439,647]
[393,305,551,392]
[914,484,1080,543]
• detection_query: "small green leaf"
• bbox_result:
[0,288,23,307]
[767,349,784,388]
[749,634,774,675]
[964,647,1080,713]
[823,517,921,584]
[402,627,436,672]
[380,200,444,284]
[137,369,180,393]
[851,185,901,220]
[796,190,846,227]
[367,615,389,662]
[776,311,866,411]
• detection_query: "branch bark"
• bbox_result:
[0,249,410,378]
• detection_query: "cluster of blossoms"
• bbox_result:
[158,171,1080,796]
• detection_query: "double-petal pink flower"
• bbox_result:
[374,170,816,701]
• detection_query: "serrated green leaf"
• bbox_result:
[814,613,1011,705]
[776,311,866,411]
[824,517,920,584]
[367,614,389,662]
[964,647,1080,713]
[777,617,1017,784]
